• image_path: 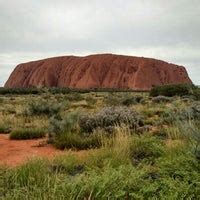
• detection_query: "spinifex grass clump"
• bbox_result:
[24,100,62,116]
[105,93,143,106]
[10,128,46,140]
[182,103,200,120]
[49,113,79,136]
[152,96,172,103]
[53,132,101,150]
[79,106,144,133]
[0,124,11,133]
[121,94,143,106]
[49,113,101,150]
[177,120,200,158]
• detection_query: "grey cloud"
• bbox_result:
[0,0,200,85]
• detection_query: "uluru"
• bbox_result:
[5,54,192,90]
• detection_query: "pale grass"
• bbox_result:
[165,139,185,150]
[166,125,183,140]
[92,126,133,159]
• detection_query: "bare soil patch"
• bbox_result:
[0,134,63,166]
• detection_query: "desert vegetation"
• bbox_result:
[0,84,200,199]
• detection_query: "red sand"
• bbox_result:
[0,134,63,167]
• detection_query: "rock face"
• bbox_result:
[5,54,192,90]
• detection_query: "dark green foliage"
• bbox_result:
[64,93,84,101]
[152,95,172,103]
[0,87,40,95]
[177,120,200,158]
[121,95,143,106]
[193,87,200,100]
[50,155,85,175]
[0,97,4,104]
[79,106,143,133]
[49,112,101,150]
[25,100,61,116]
[1,145,200,199]
[53,132,101,150]
[10,129,46,140]
[130,136,165,165]
[85,96,97,105]
[150,84,194,97]
[104,93,122,106]
[0,87,147,96]
[158,103,200,125]
[49,112,79,136]
[181,103,200,120]
[0,125,11,133]
[105,93,143,106]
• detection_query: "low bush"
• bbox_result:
[10,129,46,140]
[50,155,84,175]
[104,93,122,106]
[158,103,200,125]
[49,112,100,150]
[49,112,79,137]
[152,95,172,103]
[0,124,11,133]
[79,106,144,133]
[150,84,194,97]
[0,97,4,104]
[181,103,200,120]
[85,96,97,105]
[130,135,165,165]
[0,87,41,95]
[64,93,84,101]
[121,95,143,106]
[24,100,62,116]
[53,132,101,150]
[105,93,143,106]
[177,120,200,158]
[193,87,200,100]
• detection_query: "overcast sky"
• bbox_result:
[0,0,200,86]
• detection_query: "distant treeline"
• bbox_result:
[150,83,200,99]
[1,84,199,97]
[0,87,149,95]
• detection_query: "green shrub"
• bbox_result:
[49,112,101,150]
[49,112,79,137]
[79,106,144,133]
[53,132,101,150]
[193,87,200,100]
[10,129,46,140]
[24,100,61,116]
[0,124,11,133]
[130,135,165,165]
[104,93,122,106]
[0,97,4,104]
[150,84,193,97]
[85,96,97,105]
[50,155,84,175]
[0,87,40,95]
[64,93,84,101]
[121,95,143,106]
[181,103,200,120]
[105,93,143,106]
[152,95,172,103]
[159,103,200,125]
[177,120,200,158]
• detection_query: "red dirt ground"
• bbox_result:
[0,134,63,167]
